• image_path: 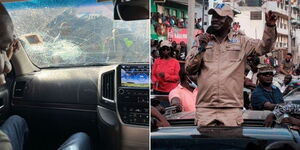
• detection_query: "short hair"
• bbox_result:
[287,53,293,57]
[0,3,14,34]
[158,46,171,58]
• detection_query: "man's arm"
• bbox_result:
[185,48,203,75]
[279,63,289,75]
[185,33,209,75]
[263,87,283,110]
[281,117,300,127]
[289,65,294,74]
[273,103,300,119]
[251,91,268,110]
[168,89,183,112]
[170,97,183,112]
[244,77,256,89]
[3,54,11,73]
[3,39,19,74]
[263,102,277,110]
[151,106,170,127]
[244,11,277,56]
[163,61,180,82]
[151,60,159,84]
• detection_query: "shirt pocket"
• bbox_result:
[203,45,214,62]
[225,43,242,62]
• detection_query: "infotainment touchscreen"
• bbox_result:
[120,65,149,88]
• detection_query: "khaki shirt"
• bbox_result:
[185,26,277,108]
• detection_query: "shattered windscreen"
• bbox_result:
[4,0,149,68]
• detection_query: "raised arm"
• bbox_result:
[244,11,277,56]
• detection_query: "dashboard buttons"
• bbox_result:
[117,88,149,126]
[118,89,125,95]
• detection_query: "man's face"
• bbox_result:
[211,13,231,31]
[258,72,274,86]
[284,75,292,85]
[285,55,292,62]
[0,23,13,52]
[161,46,170,58]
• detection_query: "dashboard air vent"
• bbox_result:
[14,81,26,98]
[101,70,115,103]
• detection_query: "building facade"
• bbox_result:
[234,0,300,64]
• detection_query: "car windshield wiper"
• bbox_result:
[82,62,111,66]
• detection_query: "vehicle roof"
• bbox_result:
[152,126,300,150]
[166,110,272,120]
[153,126,297,140]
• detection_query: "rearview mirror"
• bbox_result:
[114,0,149,21]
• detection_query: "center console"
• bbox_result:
[97,64,149,150]
[116,64,149,126]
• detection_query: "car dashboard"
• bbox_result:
[11,63,149,150]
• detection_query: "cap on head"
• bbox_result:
[160,40,171,47]
[208,3,234,20]
[257,64,274,75]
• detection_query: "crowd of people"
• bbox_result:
[151,12,203,36]
[151,39,187,64]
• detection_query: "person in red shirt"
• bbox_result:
[151,40,180,94]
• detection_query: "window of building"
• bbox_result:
[245,0,263,6]
[164,8,170,16]
[250,11,262,20]
[172,9,177,17]
[181,11,185,18]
